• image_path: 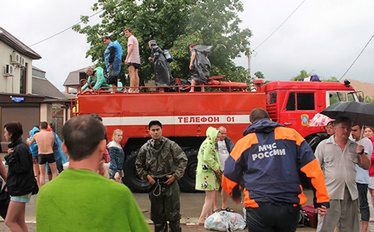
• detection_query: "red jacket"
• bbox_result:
[369,137,374,176]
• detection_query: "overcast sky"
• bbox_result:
[1,0,373,90]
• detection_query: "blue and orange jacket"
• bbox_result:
[222,119,329,208]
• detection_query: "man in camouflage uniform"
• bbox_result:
[136,120,187,232]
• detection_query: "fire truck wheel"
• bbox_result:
[179,149,198,193]
[122,150,151,193]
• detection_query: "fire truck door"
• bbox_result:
[281,92,316,130]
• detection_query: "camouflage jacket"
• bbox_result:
[135,137,187,181]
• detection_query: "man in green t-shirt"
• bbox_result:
[36,115,149,232]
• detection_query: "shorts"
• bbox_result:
[38,153,55,165]
[369,176,374,189]
[32,156,38,164]
[127,63,141,70]
[107,75,118,85]
[10,193,32,203]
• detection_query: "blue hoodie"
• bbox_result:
[28,127,39,157]
[52,132,68,164]
[104,40,123,76]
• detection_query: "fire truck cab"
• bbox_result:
[75,80,358,192]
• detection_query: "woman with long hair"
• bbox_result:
[3,122,37,232]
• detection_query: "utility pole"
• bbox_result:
[247,48,251,78]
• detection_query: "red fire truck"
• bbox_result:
[75,79,359,192]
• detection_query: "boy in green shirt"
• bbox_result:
[36,115,149,232]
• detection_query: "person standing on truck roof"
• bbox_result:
[351,123,373,232]
[315,117,370,232]
[103,35,123,93]
[215,126,235,212]
[189,44,212,92]
[135,120,187,232]
[36,115,150,232]
[222,108,330,232]
[81,66,107,92]
[124,27,141,93]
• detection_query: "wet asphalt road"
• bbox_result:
[3,190,373,231]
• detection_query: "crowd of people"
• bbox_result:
[0,109,374,232]
[81,27,211,93]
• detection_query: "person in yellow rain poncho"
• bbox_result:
[195,127,222,225]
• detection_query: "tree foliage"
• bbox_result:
[291,70,310,81]
[254,71,264,79]
[73,0,251,83]
[291,70,339,82]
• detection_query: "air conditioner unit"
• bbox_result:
[3,64,14,77]
[11,51,20,65]
[19,56,25,67]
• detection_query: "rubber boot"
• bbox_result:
[154,222,168,232]
[169,220,181,232]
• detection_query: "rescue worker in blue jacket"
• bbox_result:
[103,35,123,92]
[222,108,330,232]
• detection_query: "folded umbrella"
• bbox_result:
[321,101,374,127]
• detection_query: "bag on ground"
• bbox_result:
[204,211,246,231]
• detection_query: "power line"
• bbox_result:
[29,9,104,47]
[253,0,307,52]
[339,33,374,81]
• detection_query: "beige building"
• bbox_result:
[0,27,69,150]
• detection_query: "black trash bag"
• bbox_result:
[0,184,10,219]
[191,45,212,83]
[149,41,172,86]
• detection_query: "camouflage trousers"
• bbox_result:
[149,181,181,232]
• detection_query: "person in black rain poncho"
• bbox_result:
[148,40,173,92]
[189,44,212,92]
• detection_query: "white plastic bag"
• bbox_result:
[204,211,246,231]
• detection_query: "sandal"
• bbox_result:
[222,207,234,212]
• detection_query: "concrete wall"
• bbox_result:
[0,41,33,94]
[40,103,52,122]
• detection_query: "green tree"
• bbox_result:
[323,76,339,82]
[73,0,251,84]
[291,70,310,81]
[254,71,265,79]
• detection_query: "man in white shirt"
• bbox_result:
[315,117,370,232]
[352,123,373,232]
[216,126,234,211]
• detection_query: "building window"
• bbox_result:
[20,63,27,94]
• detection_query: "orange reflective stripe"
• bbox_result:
[243,189,259,208]
[298,185,307,205]
[274,127,304,146]
[300,159,330,203]
[222,175,238,196]
[230,133,258,161]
